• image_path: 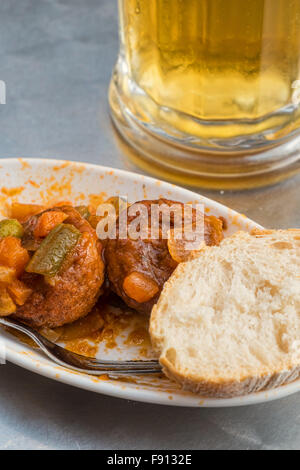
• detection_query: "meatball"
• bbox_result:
[104,199,224,314]
[14,206,105,328]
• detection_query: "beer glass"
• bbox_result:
[109,0,300,188]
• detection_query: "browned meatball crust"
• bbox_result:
[14,207,105,328]
[104,199,224,314]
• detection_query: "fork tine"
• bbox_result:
[0,317,162,375]
[52,343,162,372]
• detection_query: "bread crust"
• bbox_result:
[160,357,300,399]
[150,229,300,398]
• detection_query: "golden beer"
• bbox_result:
[110,0,300,187]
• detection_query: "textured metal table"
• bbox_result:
[0,0,299,451]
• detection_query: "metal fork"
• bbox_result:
[0,317,162,375]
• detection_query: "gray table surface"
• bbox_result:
[0,0,299,451]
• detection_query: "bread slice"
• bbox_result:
[150,230,300,398]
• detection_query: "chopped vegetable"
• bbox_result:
[10,203,45,221]
[0,285,16,316]
[56,206,94,235]
[0,219,24,239]
[26,224,81,277]
[75,206,91,220]
[33,211,68,238]
[123,272,159,303]
[7,279,33,306]
[0,266,16,284]
[0,237,30,277]
[167,226,206,263]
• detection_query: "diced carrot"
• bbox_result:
[7,279,32,306]
[0,237,30,277]
[33,211,68,238]
[123,272,159,303]
[0,285,16,316]
[0,266,16,284]
[10,203,45,221]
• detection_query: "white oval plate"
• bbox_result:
[0,158,299,407]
